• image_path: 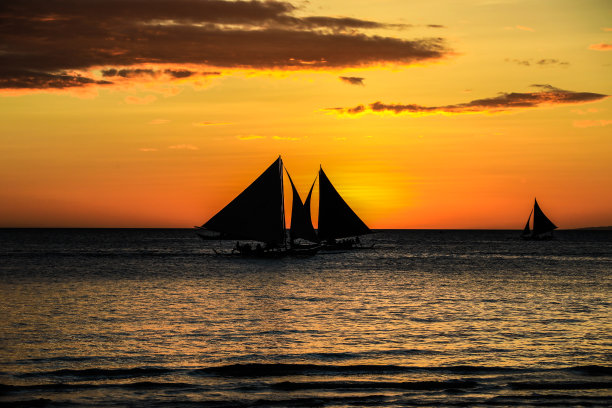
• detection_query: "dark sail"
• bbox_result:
[522,209,533,237]
[303,176,316,231]
[202,157,285,244]
[532,198,557,236]
[318,167,370,241]
[287,171,318,243]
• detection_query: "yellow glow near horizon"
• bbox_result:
[0,0,611,228]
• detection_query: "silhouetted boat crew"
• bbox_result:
[521,198,557,240]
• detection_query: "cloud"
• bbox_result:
[168,144,199,150]
[125,95,157,104]
[339,76,365,86]
[102,68,219,79]
[573,119,612,128]
[588,43,612,51]
[326,85,608,117]
[571,108,600,115]
[0,70,111,89]
[139,147,158,152]
[272,135,300,140]
[149,119,169,125]
[237,135,266,140]
[0,0,451,92]
[193,121,230,126]
[505,58,569,67]
[515,25,535,32]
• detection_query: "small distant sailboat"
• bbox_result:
[521,198,558,240]
[318,166,372,249]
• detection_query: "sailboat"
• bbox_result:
[196,156,288,257]
[521,198,558,240]
[196,156,321,257]
[317,166,372,249]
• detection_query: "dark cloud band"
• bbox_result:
[327,85,608,116]
[0,0,450,90]
[339,76,365,86]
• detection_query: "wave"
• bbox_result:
[0,381,198,392]
[194,363,529,377]
[271,379,479,391]
[0,399,58,408]
[18,367,173,379]
[569,365,612,376]
[11,364,611,381]
[509,381,612,390]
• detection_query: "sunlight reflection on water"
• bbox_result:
[0,229,610,406]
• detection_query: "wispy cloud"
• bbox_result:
[237,135,266,140]
[125,95,157,105]
[515,25,535,32]
[139,147,158,152]
[588,43,612,51]
[339,76,365,86]
[505,58,569,67]
[0,70,111,89]
[149,119,169,125]
[272,135,300,141]
[572,108,600,115]
[505,25,534,32]
[325,85,608,117]
[0,0,451,92]
[193,121,230,127]
[168,144,199,150]
[573,119,612,128]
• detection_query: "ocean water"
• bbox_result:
[0,229,610,407]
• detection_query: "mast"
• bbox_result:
[279,156,286,247]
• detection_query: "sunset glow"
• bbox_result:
[1,0,610,228]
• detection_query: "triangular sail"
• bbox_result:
[202,157,285,244]
[522,209,533,237]
[287,171,318,243]
[304,176,316,230]
[318,167,370,240]
[532,198,557,236]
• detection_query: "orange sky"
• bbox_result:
[0,0,610,228]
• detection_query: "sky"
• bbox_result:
[0,0,610,229]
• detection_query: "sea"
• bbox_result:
[0,229,610,407]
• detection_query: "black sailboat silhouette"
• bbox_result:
[521,198,557,240]
[196,156,287,256]
[197,156,323,257]
[196,157,371,255]
[318,166,371,247]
